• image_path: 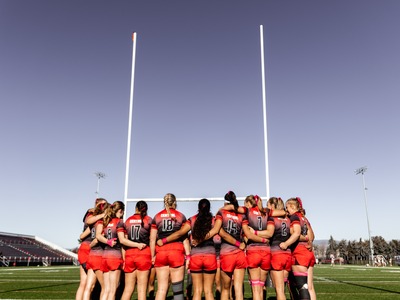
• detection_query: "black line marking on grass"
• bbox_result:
[0,281,76,294]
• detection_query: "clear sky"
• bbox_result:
[1,1,399,249]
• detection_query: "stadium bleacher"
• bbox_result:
[0,232,77,267]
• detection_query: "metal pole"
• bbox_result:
[94,172,106,198]
[355,166,374,266]
[124,32,137,214]
[260,25,270,199]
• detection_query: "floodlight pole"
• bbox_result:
[354,166,374,266]
[94,172,106,198]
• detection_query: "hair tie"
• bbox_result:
[296,197,303,209]
[141,206,146,212]
[254,195,260,204]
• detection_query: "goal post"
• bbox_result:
[124,27,270,215]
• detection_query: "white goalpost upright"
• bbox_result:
[123,27,270,213]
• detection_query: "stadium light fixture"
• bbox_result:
[354,166,374,266]
[94,171,106,198]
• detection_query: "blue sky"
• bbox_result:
[1,1,399,249]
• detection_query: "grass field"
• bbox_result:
[0,265,400,299]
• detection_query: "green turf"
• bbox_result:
[0,265,399,299]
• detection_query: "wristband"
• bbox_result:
[235,240,241,247]
[162,238,167,244]
[185,254,191,260]
[305,236,309,242]
[261,238,266,243]
[255,230,258,236]
[107,239,114,247]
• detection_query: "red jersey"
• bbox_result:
[99,218,124,258]
[151,208,187,241]
[124,214,152,246]
[289,212,308,250]
[216,209,245,255]
[81,212,93,245]
[270,216,291,253]
[186,214,215,256]
[242,206,274,250]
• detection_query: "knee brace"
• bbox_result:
[172,280,184,300]
[293,272,310,300]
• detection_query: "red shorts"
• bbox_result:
[101,257,123,272]
[292,245,315,267]
[246,248,271,270]
[78,242,91,265]
[86,254,103,271]
[124,247,152,272]
[220,250,247,273]
[155,243,185,268]
[190,254,217,273]
[271,252,292,271]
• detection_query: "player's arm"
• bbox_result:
[95,222,116,247]
[86,213,105,225]
[218,227,246,250]
[269,209,286,217]
[204,218,222,241]
[220,204,246,214]
[183,238,191,269]
[149,228,157,264]
[279,223,301,250]
[157,223,191,246]
[79,227,91,241]
[244,223,274,242]
[117,231,146,249]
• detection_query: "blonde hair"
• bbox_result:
[267,197,285,210]
[103,201,125,227]
[245,195,266,216]
[164,193,177,220]
[286,198,301,212]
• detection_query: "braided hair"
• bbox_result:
[164,193,177,221]
[136,200,148,226]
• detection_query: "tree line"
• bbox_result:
[313,236,400,265]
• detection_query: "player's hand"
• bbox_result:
[239,242,246,251]
[279,242,288,250]
[156,239,163,246]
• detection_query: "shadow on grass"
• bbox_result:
[0,282,76,294]
[332,279,400,295]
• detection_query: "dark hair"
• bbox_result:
[136,200,148,226]
[225,191,239,212]
[192,199,212,242]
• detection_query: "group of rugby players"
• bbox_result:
[75,191,316,300]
